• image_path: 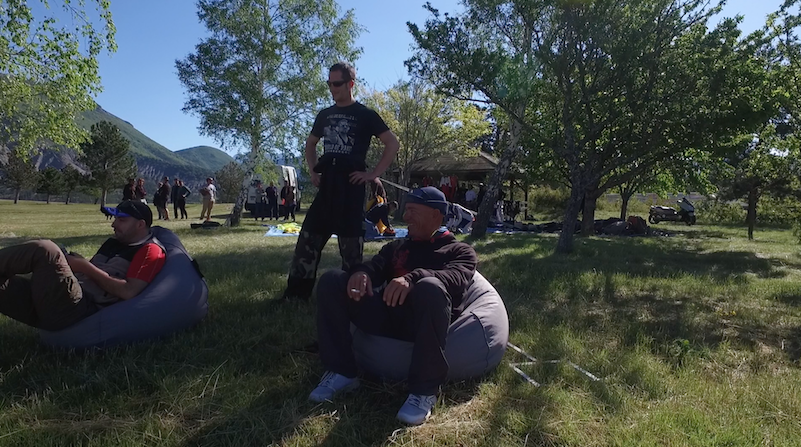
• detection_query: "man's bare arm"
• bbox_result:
[349,130,400,184]
[66,256,149,300]
[305,134,322,187]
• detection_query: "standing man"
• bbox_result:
[464,185,477,211]
[266,181,279,220]
[282,62,400,301]
[122,179,135,201]
[176,180,191,219]
[171,178,181,219]
[199,177,217,221]
[156,176,171,221]
[281,179,296,222]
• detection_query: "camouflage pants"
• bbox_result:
[284,231,363,299]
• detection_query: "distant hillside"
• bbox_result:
[71,106,230,186]
[175,145,235,173]
[77,106,186,166]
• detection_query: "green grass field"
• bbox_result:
[0,200,800,446]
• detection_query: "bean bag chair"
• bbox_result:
[39,226,209,349]
[352,271,509,381]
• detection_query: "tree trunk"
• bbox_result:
[580,179,601,236]
[524,182,529,219]
[65,191,72,205]
[746,188,758,240]
[556,180,584,253]
[473,114,524,237]
[100,189,108,208]
[580,192,600,236]
[14,188,20,204]
[620,191,634,221]
[46,194,51,204]
[228,146,260,227]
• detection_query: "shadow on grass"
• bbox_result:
[473,233,801,368]
[2,228,800,444]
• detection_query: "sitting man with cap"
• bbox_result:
[310,186,478,425]
[0,200,166,331]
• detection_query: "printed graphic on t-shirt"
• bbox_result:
[323,114,357,155]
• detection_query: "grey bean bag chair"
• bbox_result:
[39,227,209,349]
[352,271,509,381]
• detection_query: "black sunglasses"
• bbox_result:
[326,79,350,87]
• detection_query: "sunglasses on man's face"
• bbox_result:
[326,79,349,88]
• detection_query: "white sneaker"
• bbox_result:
[396,393,437,425]
[308,371,360,403]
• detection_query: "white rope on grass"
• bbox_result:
[507,342,602,385]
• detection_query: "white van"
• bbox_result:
[245,165,301,213]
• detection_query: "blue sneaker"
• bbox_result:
[308,371,359,403]
[396,394,437,425]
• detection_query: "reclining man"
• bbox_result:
[0,200,166,331]
[366,199,398,236]
[310,187,478,425]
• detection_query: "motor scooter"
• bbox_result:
[648,198,697,225]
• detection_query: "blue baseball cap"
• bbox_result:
[406,187,448,215]
[101,200,153,227]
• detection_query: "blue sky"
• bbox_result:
[87,0,783,154]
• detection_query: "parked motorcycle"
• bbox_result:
[648,198,697,225]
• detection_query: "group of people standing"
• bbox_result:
[121,177,216,221]
[251,180,296,222]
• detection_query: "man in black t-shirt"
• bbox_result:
[282,61,400,301]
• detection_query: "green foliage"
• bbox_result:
[176,0,361,155]
[527,186,570,218]
[409,0,773,251]
[695,200,746,226]
[61,164,86,204]
[0,0,116,156]
[215,161,246,203]
[0,147,38,202]
[177,0,361,224]
[36,166,63,203]
[77,106,228,182]
[79,121,137,207]
[361,80,490,184]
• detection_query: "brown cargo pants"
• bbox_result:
[0,240,94,331]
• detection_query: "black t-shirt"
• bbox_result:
[310,102,389,167]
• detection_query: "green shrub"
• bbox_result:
[528,186,570,218]
[755,196,801,228]
[695,200,745,226]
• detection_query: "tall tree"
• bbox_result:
[409,0,769,252]
[215,161,247,203]
[361,80,490,192]
[79,121,137,207]
[176,0,361,226]
[0,147,38,203]
[36,166,64,204]
[61,165,86,205]
[408,2,537,238]
[721,125,798,240]
[1,1,116,156]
